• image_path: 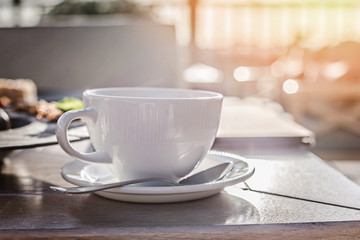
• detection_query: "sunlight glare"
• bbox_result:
[183,63,223,83]
[323,61,348,80]
[233,67,251,82]
[283,79,299,94]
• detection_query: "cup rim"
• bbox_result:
[83,87,223,100]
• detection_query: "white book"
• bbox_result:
[216,97,315,146]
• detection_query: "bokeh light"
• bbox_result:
[282,79,299,94]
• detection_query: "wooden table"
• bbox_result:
[1,99,360,239]
[1,140,360,239]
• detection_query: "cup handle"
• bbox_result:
[55,108,112,164]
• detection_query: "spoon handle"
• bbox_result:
[50,178,179,194]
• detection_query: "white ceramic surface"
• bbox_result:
[61,151,255,203]
[56,88,223,180]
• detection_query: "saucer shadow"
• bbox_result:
[67,191,260,227]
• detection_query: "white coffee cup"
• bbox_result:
[56,87,223,180]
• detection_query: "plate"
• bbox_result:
[61,150,255,203]
[0,111,88,150]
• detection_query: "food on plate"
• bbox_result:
[55,97,83,112]
[0,78,37,107]
[15,99,64,122]
[0,78,83,123]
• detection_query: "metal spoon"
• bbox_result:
[50,162,233,194]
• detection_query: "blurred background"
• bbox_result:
[1,0,360,182]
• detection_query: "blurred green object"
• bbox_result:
[55,97,84,111]
[48,0,147,15]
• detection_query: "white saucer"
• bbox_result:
[61,150,255,203]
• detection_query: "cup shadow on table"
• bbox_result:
[67,192,260,227]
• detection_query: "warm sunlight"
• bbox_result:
[194,0,360,49]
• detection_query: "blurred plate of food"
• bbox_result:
[0,78,89,150]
